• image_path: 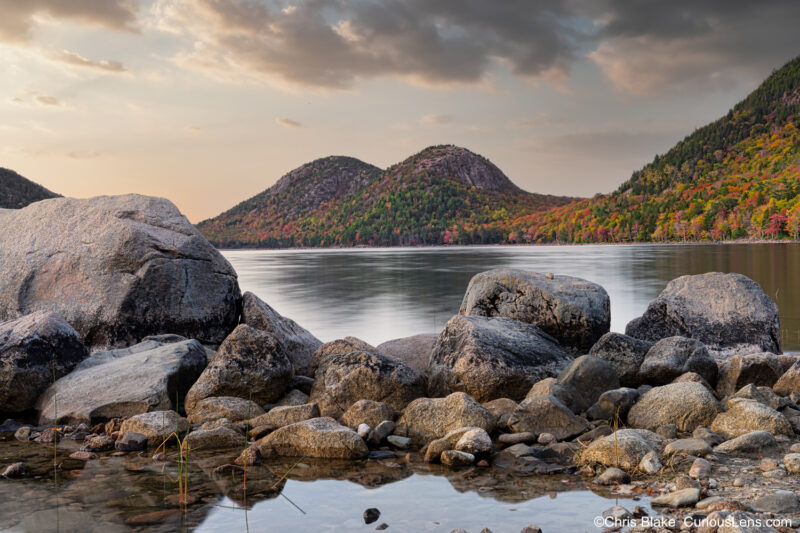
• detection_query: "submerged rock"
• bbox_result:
[0,195,241,347]
[0,311,88,413]
[256,417,369,459]
[459,268,610,351]
[429,315,572,402]
[625,272,781,357]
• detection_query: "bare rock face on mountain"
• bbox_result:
[241,292,322,376]
[625,273,781,358]
[459,269,610,352]
[0,311,88,414]
[0,195,241,348]
[396,145,521,192]
[429,315,573,402]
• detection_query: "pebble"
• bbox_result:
[595,467,630,486]
[1,462,25,478]
[387,436,411,449]
[696,496,724,509]
[363,508,380,524]
[760,458,778,471]
[440,450,474,466]
[639,451,662,474]
[358,424,372,439]
[651,488,700,507]
[13,427,31,441]
[497,432,536,445]
[537,433,555,445]
[789,443,800,453]
[689,458,711,480]
[375,524,388,530]
[733,477,745,487]
[69,451,97,461]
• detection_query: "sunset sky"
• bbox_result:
[2,0,800,222]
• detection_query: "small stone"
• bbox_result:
[1,462,25,478]
[115,432,147,452]
[689,458,711,480]
[521,526,542,533]
[68,451,97,461]
[595,467,630,485]
[424,439,450,463]
[674,474,700,491]
[248,424,275,440]
[455,428,493,454]
[234,446,260,466]
[651,488,700,507]
[759,458,778,471]
[13,427,31,441]
[372,420,395,443]
[784,453,800,474]
[656,424,678,439]
[440,450,474,466]
[733,477,745,487]
[696,496,724,509]
[751,490,800,514]
[85,435,115,452]
[364,508,381,524]
[498,432,536,445]
[476,459,489,467]
[602,505,632,521]
[358,424,372,439]
[387,435,411,449]
[375,524,388,531]
[152,453,168,462]
[537,432,555,445]
[638,451,661,474]
[789,443,800,453]
[632,506,648,517]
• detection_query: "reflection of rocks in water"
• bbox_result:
[263,456,414,489]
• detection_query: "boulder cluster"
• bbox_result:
[2,195,800,531]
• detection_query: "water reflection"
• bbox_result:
[224,243,800,350]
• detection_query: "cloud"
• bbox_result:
[421,114,454,126]
[151,0,582,89]
[276,117,302,129]
[0,0,138,43]
[49,50,127,73]
[35,95,62,106]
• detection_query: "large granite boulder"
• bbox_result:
[429,315,572,402]
[716,353,783,398]
[578,429,665,470]
[710,398,792,438]
[627,382,720,432]
[395,392,496,444]
[37,338,207,425]
[525,377,581,413]
[772,360,800,397]
[307,337,377,376]
[185,325,293,411]
[637,337,718,386]
[459,269,610,351]
[0,195,241,347]
[309,342,425,418]
[557,355,620,413]
[625,273,781,357]
[506,395,589,440]
[186,396,266,424]
[0,312,87,414]
[118,410,189,447]
[241,292,321,376]
[375,333,438,377]
[256,417,368,459]
[589,332,653,387]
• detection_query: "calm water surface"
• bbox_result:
[224,243,800,351]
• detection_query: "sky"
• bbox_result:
[2,0,800,223]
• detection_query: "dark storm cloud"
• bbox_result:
[0,0,138,42]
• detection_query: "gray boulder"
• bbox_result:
[118,410,189,447]
[525,377,581,413]
[716,353,783,398]
[375,333,438,377]
[309,343,425,418]
[627,382,720,432]
[714,431,777,454]
[429,315,572,402]
[241,292,321,376]
[507,395,589,441]
[184,426,246,450]
[589,332,653,387]
[710,398,792,438]
[558,355,620,413]
[772,360,800,397]
[586,388,639,421]
[185,325,293,411]
[395,392,496,444]
[0,195,241,347]
[306,337,377,376]
[341,400,397,430]
[459,269,610,351]
[0,312,87,413]
[186,396,266,425]
[625,272,781,357]
[37,339,207,425]
[248,403,320,428]
[578,429,665,470]
[638,337,718,386]
[256,417,368,459]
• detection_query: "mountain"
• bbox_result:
[198,145,577,247]
[511,55,800,243]
[0,168,59,209]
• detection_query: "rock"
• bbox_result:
[638,336,718,386]
[690,458,712,479]
[1,462,25,478]
[507,395,589,441]
[578,429,665,470]
[118,411,189,447]
[234,446,260,466]
[309,343,425,418]
[458,268,610,351]
[37,339,207,425]
[751,490,799,514]
[85,435,115,452]
[525,378,580,413]
[651,488,700,507]
[186,396,266,425]
[184,426,246,450]
[575,424,613,444]
[424,439,451,462]
[595,467,630,485]
[784,453,800,473]
[372,420,396,442]
[454,428,493,454]
[115,432,147,452]
[341,400,397,430]
[520,527,542,533]
[664,438,712,457]
[656,424,678,439]
[276,389,310,407]
[558,355,619,413]
[639,451,662,474]
[482,398,519,430]
[625,273,781,357]
[693,426,724,446]
[357,424,371,439]
[672,371,717,395]
[387,435,411,449]
[69,451,97,461]
[589,332,653,387]
[429,315,572,402]
[289,376,315,395]
[440,450,474,466]
[0,195,241,347]
[627,382,719,432]
[307,337,377,375]
[248,403,320,429]
[497,432,536,445]
[714,431,776,454]
[773,359,800,396]
[716,353,783,397]
[186,325,293,411]
[256,417,369,459]
[363,508,381,524]
[586,388,639,420]
[375,333,438,377]
[0,312,88,413]
[14,427,31,441]
[395,392,495,444]
[710,398,792,438]
[537,433,555,445]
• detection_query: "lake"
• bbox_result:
[223,243,800,351]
